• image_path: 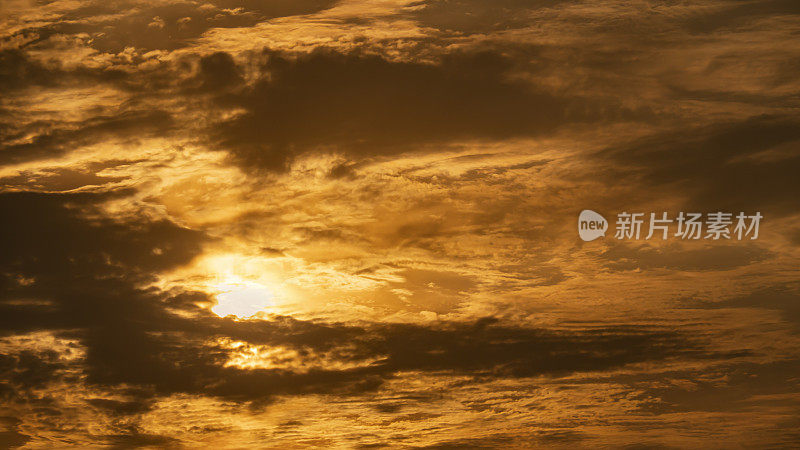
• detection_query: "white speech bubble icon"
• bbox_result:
[578,210,608,241]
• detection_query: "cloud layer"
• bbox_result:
[1,0,800,447]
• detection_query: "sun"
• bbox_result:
[157,252,290,319]
[211,278,274,319]
[187,252,287,319]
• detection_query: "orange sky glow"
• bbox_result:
[1,0,800,447]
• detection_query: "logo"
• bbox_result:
[578,209,608,241]
[577,210,762,241]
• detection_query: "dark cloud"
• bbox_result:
[0,190,706,420]
[0,350,66,394]
[101,430,178,448]
[0,191,205,286]
[0,49,63,90]
[599,114,800,216]
[0,417,30,449]
[86,398,154,416]
[211,0,339,18]
[0,110,174,165]
[408,0,570,33]
[629,358,800,416]
[413,428,586,449]
[684,0,800,33]
[13,0,339,53]
[788,228,800,246]
[623,444,679,450]
[0,167,126,192]
[694,285,800,329]
[75,313,707,405]
[213,48,644,171]
[191,51,245,92]
[0,48,128,93]
[0,190,207,349]
[600,242,771,272]
[665,84,800,109]
[0,191,207,442]
[356,321,699,378]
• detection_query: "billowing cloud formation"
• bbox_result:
[1,0,800,447]
[0,190,730,447]
[0,190,700,400]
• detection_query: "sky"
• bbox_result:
[1,0,800,447]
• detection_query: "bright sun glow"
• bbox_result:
[157,252,292,319]
[211,278,274,319]
[184,253,289,319]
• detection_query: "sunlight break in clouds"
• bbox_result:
[211,279,275,319]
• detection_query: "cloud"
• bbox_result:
[10,0,339,53]
[0,110,175,165]
[2,0,800,446]
[0,350,65,393]
[0,417,30,449]
[411,428,587,448]
[683,0,800,33]
[80,315,707,404]
[408,0,571,33]
[0,49,63,91]
[86,398,153,416]
[212,48,641,171]
[0,190,707,419]
[0,49,129,94]
[191,51,245,92]
[598,115,800,216]
[0,167,126,192]
[0,191,206,283]
[630,358,800,416]
[694,285,800,329]
[600,242,771,272]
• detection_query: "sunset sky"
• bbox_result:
[1,0,800,447]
